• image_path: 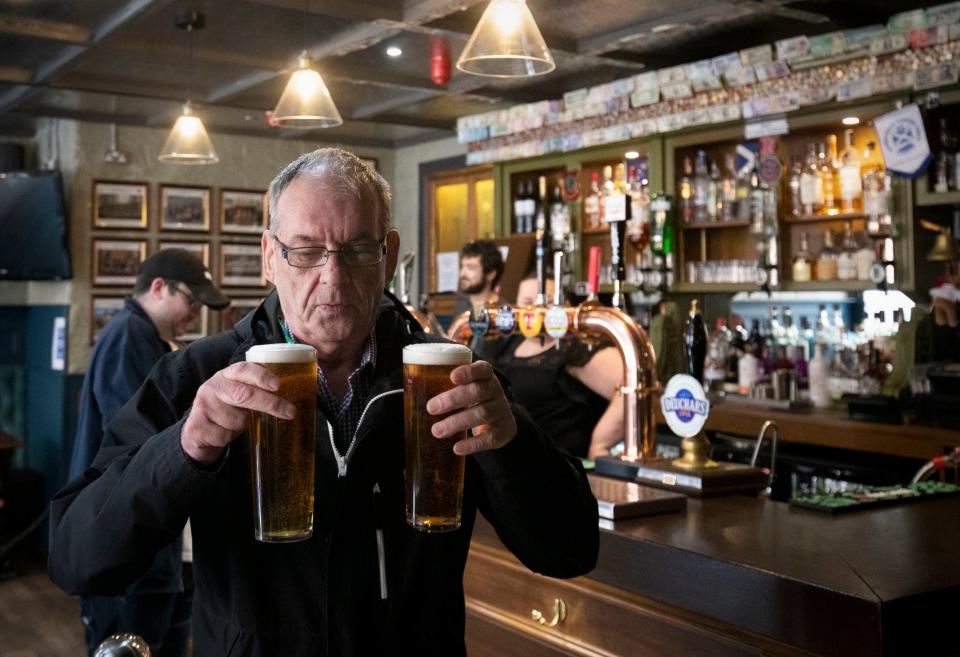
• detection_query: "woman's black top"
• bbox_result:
[475,334,608,458]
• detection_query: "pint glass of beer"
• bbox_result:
[246,343,317,543]
[403,343,473,532]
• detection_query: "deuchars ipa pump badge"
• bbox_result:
[659,374,710,438]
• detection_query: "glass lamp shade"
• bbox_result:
[271,55,343,128]
[158,103,219,165]
[456,0,555,78]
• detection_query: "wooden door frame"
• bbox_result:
[426,164,494,293]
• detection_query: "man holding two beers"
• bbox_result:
[49,148,598,656]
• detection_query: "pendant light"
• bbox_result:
[456,0,555,78]
[159,9,218,164]
[270,0,342,128]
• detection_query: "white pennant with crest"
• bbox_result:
[873,103,932,178]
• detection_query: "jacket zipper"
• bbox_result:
[327,388,402,478]
[372,482,388,601]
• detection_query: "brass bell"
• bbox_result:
[926,231,959,262]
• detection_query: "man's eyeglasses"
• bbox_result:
[272,234,386,268]
[168,283,202,311]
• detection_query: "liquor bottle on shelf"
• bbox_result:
[680,156,694,223]
[738,320,762,394]
[708,158,721,222]
[819,140,837,215]
[628,159,651,244]
[693,150,710,223]
[787,155,803,218]
[549,181,569,252]
[808,342,831,408]
[649,194,673,259]
[524,179,537,233]
[736,154,752,222]
[934,117,957,193]
[727,316,747,387]
[584,171,603,230]
[855,231,876,281]
[815,229,838,281]
[837,221,858,282]
[721,154,737,222]
[792,231,812,282]
[513,180,526,234]
[800,143,821,216]
[839,129,862,214]
[535,176,549,241]
[704,317,730,396]
[601,165,615,219]
[685,299,708,382]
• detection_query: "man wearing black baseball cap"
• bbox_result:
[68,248,228,657]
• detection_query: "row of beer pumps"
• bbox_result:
[444,200,768,497]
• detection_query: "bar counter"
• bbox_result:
[465,492,960,657]
[655,401,958,460]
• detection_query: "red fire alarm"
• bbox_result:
[431,36,450,87]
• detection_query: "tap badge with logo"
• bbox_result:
[495,304,516,335]
[518,308,543,338]
[543,305,569,339]
[659,374,710,438]
[468,306,490,339]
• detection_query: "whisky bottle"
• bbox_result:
[792,231,812,282]
[815,229,838,281]
[839,129,862,214]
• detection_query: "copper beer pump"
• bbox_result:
[447,245,661,464]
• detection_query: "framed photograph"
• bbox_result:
[359,157,378,172]
[158,241,210,267]
[179,308,209,343]
[90,296,125,344]
[219,244,264,286]
[92,181,148,229]
[220,189,268,234]
[92,239,147,286]
[219,297,262,331]
[160,185,210,231]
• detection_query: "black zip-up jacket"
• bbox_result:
[49,291,599,656]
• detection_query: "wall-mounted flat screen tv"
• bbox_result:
[0,170,72,280]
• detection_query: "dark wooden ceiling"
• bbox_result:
[0,0,939,147]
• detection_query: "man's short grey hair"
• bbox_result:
[267,147,392,236]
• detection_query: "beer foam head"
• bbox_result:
[246,343,317,364]
[403,343,472,366]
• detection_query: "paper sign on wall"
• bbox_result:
[435,252,460,293]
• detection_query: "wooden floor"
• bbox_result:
[0,552,85,657]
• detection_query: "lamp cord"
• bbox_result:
[304,0,309,53]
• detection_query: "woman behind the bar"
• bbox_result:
[473,272,624,460]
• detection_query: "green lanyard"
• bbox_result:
[278,317,296,345]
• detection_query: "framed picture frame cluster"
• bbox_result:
[92,181,270,234]
[89,180,276,344]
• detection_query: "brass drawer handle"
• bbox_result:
[531,597,566,627]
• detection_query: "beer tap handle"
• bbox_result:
[552,251,564,306]
[587,246,601,301]
[610,218,627,311]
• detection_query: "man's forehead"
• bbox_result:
[276,177,377,235]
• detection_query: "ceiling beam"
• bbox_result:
[351,89,439,119]
[0,0,176,113]
[576,5,735,55]
[0,15,89,43]
[0,66,32,85]
[245,0,404,23]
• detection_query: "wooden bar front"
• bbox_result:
[466,494,960,656]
